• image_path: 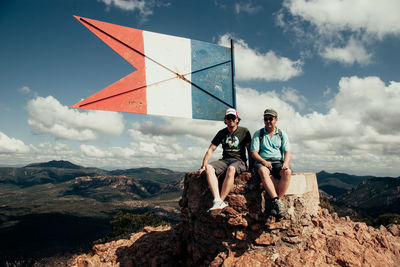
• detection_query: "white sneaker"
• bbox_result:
[208,200,228,211]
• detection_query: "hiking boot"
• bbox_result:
[208,199,228,211]
[272,198,287,219]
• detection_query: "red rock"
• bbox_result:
[228,216,248,227]
[255,233,274,245]
[69,172,400,267]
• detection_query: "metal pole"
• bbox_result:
[230,39,237,109]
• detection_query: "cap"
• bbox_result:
[263,108,278,117]
[225,108,238,117]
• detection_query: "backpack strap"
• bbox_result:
[277,128,284,162]
[258,128,264,154]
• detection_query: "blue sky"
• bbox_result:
[1,0,400,176]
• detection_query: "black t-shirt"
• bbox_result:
[211,126,251,161]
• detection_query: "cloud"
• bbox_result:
[99,0,168,19]
[18,86,31,94]
[320,37,372,65]
[131,118,222,139]
[0,132,30,153]
[9,77,400,176]
[280,0,400,66]
[283,0,400,39]
[218,34,303,81]
[125,77,399,176]
[26,96,124,141]
[281,87,307,109]
[234,2,262,14]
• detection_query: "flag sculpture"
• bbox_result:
[71,16,236,121]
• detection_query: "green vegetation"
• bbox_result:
[94,211,169,244]
[111,211,168,237]
[0,161,183,263]
[372,213,400,227]
[319,198,335,213]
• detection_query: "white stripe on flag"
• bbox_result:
[143,31,192,118]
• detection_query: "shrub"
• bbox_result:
[110,211,168,237]
[373,213,400,227]
[319,198,335,213]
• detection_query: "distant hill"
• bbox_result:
[109,167,184,184]
[317,171,376,197]
[0,160,185,262]
[26,160,83,169]
[336,177,400,219]
[0,161,105,187]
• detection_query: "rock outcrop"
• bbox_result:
[69,172,400,266]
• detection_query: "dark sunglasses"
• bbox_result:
[225,114,236,121]
[264,117,274,122]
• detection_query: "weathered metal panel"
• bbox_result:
[191,39,233,120]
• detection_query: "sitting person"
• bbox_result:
[250,108,292,218]
[198,108,251,211]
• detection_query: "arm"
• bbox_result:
[197,144,217,174]
[282,151,291,170]
[251,151,272,170]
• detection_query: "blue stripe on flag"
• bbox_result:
[191,40,233,120]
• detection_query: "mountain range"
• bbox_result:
[0,160,184,263]
[316,170,400,222]
[1,161,399,263]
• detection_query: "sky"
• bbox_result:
[1,0,400,177]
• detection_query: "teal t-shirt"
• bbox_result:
[250,127,290,161]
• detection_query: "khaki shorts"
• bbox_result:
[209,158,247,176]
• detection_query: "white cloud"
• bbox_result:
[321,37,372,65]
[18,86,31,94]
[26,96,124,141]
[99,0,168,18]
[234,2,262,14]
[283,0,400,38]
[281,0,400,66]
[218,34,303,81]
[80,144,112,158]
[131,118,222,139]
[7,77,400,176]
[0,132,30,153]
[282,87,307,109]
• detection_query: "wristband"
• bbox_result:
[200,166,205,169]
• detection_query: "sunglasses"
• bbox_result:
[225,114,237,121]
[264,117,274,122]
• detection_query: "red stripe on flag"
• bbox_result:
[71,16,147,114]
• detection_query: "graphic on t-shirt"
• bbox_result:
[225,135,239,150]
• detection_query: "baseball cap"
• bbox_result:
[263,108,278,117]
[225,108,238,117]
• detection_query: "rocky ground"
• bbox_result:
[69,172,400,267]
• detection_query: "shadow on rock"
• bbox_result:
[115,225,183,267]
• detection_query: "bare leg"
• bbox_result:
[205,165,221,199]
[220,166,236,201]
[277,168,292,199]
[258,166,278,199]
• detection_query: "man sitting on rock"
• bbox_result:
[198,108,251,211]
[250,108,292,219]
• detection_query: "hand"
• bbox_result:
[282,162,289,170]
[197,167,205,175]
[263,161,272,170]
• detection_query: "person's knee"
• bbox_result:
[227,165,236,172]
[280,168,291,179]
[226,166,236,176]
[206,164,215,174]
[258,166,270,178]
